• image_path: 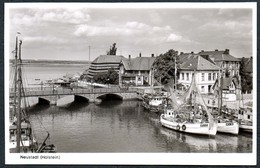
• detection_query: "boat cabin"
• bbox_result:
[238,107,252,122]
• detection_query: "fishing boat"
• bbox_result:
[238,107,253,133]
[160,74,217,136]
[214,75,239,135]
[9,34,56,153]
[142,93,167,113]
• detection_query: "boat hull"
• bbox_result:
[160,114,217,136]
[239,124,253,133]
[217,122,239,135]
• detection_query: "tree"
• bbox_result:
[107,43,117,55]
[152,49,179,85]
[92,68,119,84]
[239,57,252,93]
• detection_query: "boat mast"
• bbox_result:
[16,39,22,153]
[218,65,223,116]
[13,35,18,119]
[174,55,177,90]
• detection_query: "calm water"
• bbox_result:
[28,100,252,153]
[15,64,253,153]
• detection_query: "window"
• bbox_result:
[208,73,212,81]
[213,73,215,80]
[201,73,205,81]
[182,73,184,80]
[230,83,233,88]
[201,86,205,92]
[236,70,239,76]
[222,62,226,68]
[248,115,251,120]
[186,73,189,81]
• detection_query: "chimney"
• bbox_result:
[139,52,141,57]
[224,49,230,54]
[201,50,204,52]
[215,49,218,51]
[191,51,194,54]
[129,55,131,60]
[151,53,154,57]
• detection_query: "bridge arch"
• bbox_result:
[97,93,123,101]
[38,97,50,105]
[74,95,90,103]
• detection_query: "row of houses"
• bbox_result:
[84,49,250,101]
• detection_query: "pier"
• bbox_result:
[10,87,144,106]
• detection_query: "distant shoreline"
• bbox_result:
[9,59,91,65]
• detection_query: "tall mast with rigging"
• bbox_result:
[218,65,223,116]
[16,39,22,153]
[13,35,18,119]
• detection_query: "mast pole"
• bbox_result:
[13,35,18,119]
[16,39,22,153]
[218,66,222,116]
[174,54,177,90]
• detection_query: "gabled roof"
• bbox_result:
[92,55,127,64]
[179,53,198,64]
[244,57,253,73]
[180,55,219,71]
[122,56,156,71]
[130,57,156,70]
[199,50,240,62]
[213,77,240,90]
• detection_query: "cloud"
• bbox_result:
[23,36,68,44]
[125,21,149,29]
[74,21,172,37]
[166,33,192,43]
[11,8,91,26]
[42,10,90,24]
[200,20,250,31]
[152,25,172,32]
[74,24,134,37]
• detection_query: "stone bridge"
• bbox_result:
[10,87,144,107]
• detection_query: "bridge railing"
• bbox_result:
[10,86,145,96]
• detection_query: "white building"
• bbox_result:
[178,55,219,94]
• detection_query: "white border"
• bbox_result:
[5,2,257,165]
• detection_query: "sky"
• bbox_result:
[7,3,254,61]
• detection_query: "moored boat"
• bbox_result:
[160,109,217,136]
[216,118,239,135]
[160,73,217,136]
[142,93,166,113]
[238,107,253,133]
[9,33,56,153]
[213,74,239,135]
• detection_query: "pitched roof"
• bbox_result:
[179,53,198,64]
[244,57,253,73]
[91,55,127,64]
[180,55,219,71]
[122,56,156,71]
[213,77,240,90]
[199,50,240,62]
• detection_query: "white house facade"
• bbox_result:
[178,55,219,94]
